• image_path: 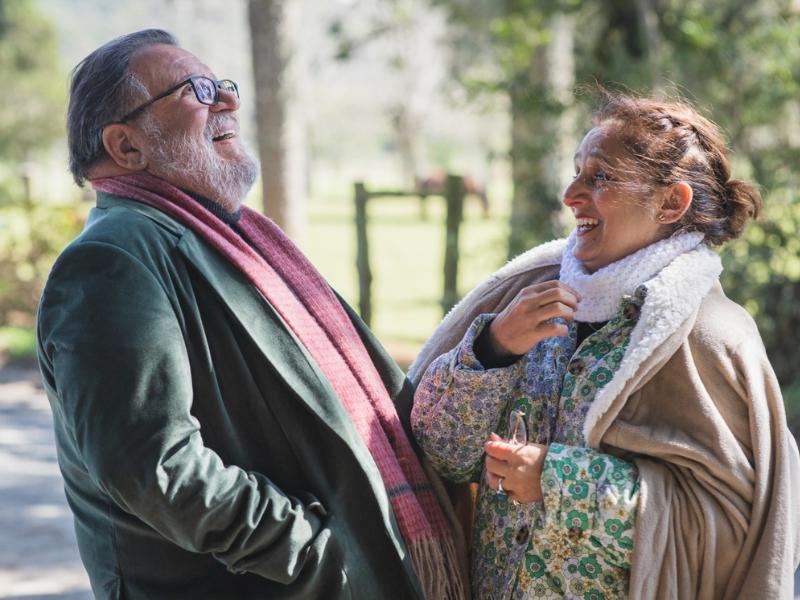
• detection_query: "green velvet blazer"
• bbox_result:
[36,193,424,599]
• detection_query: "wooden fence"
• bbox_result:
[354,174,466,327]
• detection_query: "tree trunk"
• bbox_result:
[635,0,664,95]
[508,13,576,257]
[390,103,420,190]
[248,0,306,243]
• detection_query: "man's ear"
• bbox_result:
[101,124,147,171]
[658,181,693,224]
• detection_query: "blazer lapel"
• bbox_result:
[179,233,350,434]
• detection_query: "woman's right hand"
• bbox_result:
[487,281,580,358]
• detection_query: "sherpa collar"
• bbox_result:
[581,241,722,439]
[560,230,706,322]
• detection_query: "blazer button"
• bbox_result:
[515,524,530,545]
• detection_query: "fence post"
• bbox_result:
[354,182,372,326]
[442,174,464,314]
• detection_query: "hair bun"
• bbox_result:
[723,179,762,241]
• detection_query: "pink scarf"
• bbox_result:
[92,173,464,600]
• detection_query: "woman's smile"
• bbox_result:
[575,216,599,234]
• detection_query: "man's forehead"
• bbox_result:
[131,44,214,92]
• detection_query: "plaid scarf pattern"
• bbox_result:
[92,174,464,600]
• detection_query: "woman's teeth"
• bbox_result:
[576,217,599,232]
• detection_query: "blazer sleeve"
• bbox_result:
[37,240,339,584]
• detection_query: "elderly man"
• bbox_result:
[36,29,465,600]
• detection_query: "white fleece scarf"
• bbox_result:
[559,230,706,322]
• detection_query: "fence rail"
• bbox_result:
[353,175,466,327]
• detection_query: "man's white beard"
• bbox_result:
[141,114,259,212]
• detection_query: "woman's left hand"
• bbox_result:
[483,433,547,504]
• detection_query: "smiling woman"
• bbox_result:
[409,92,800,599]
[563,124,687,274]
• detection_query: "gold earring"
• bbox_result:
[657,214,667,223]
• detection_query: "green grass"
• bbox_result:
[0,326,36,362]
[306,192,509,365]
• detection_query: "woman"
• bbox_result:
[409,94,800,599]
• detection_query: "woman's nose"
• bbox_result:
[562,179,585,207]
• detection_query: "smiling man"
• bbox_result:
[36,30,465,600]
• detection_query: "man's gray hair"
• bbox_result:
[67,29,178,185]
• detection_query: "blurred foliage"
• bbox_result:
[0,325,36,362]
[0,0,64,165]
[0,0,72,333]
[432,0,800,240]
[0,199,84,327]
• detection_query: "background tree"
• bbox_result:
[431,0,580,255]
[248,0,307,243]
[329,0,439,189]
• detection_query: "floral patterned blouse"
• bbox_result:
[412,288,646,600]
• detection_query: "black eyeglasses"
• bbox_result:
[114,76,239,124]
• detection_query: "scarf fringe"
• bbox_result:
[408,534,467,600]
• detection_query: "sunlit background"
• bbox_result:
[1,0,799,597]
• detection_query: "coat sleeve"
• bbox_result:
[411,314,525,482]
[37,240,341,584]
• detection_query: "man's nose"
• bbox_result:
[211,88,240,112]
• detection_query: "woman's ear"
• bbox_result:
[657,181,693,224]
[101,124,147,171]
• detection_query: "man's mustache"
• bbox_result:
[205,117,239,141]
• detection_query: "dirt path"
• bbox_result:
[0,365,91,599]
[1,364,798,599]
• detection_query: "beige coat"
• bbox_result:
[409,238,800,599]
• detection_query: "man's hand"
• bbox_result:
[483,433,547,504]
[487,281,579,358]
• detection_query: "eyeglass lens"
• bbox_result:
[193,78,217,105]
[192,77,239,105]
[218,80,238,95]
